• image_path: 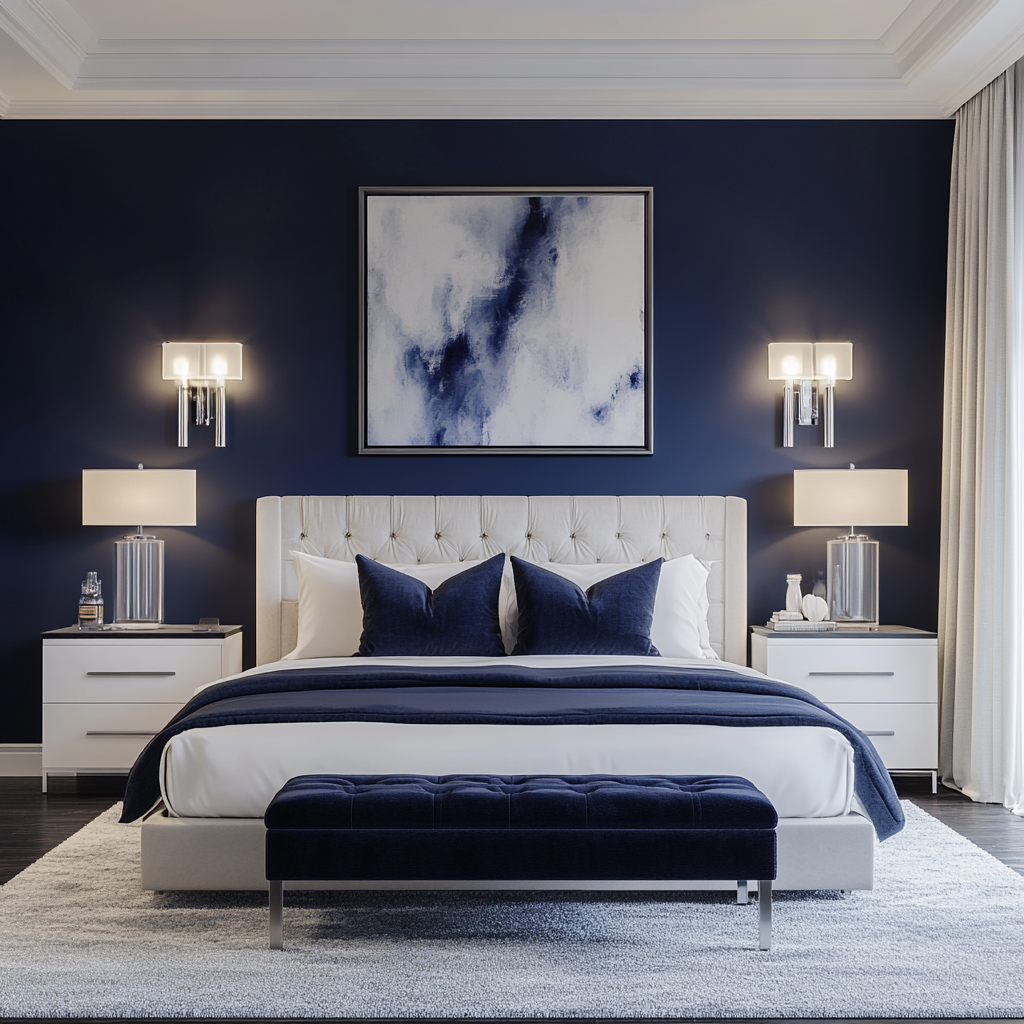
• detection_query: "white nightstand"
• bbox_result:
[41,624,243,792]
[750,625,938,792]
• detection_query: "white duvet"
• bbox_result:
[160,655,856,820]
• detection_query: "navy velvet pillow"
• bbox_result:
[510,556,663,656]
[356,553,506,657]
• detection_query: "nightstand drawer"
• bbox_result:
[43,643,223,703]
[830,702,938,770]
[42,703,181,770]
[766,642,936,703]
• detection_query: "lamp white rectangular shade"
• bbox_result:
[82,470,197,527]
[794,469,908,527]
[767,342,814,380]
[813,342,853,381]
[162,342,243,381]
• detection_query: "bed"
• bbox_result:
[133,494,894,891]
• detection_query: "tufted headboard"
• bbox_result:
[256,495,748,667]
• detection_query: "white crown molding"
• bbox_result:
[939,16,1024,111]
[0,0,90,88]
[0,93,950,120]
[69,46,905,92]
[891,0,1000,82]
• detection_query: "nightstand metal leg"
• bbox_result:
[737,880,748,904]
[932,770,937,794]
[758,880,772,951]
[269,880,283,950]
[41,772,47,794]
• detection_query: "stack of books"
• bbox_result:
[766,611,837,632]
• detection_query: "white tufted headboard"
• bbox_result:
[256,495,747,667]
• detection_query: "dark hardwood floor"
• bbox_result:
[1,772,1022,1024]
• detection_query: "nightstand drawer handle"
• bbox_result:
[807,671,895,676]
[85,671,176,677]
[86,730,160,737]
[864,730,896,737]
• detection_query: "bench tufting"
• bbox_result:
[265,773,778,950]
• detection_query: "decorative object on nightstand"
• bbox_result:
[793,466,908,628]
[78,572,104,628]
[162,341,243,447]
[82,467,197,627]
[40,623,243,793]
[750,624,938,791]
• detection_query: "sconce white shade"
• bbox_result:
[82,469,197,526]
[768,342,814,380]
[813,341,853,381]
[793,468,908,527]
[162,342,243,381]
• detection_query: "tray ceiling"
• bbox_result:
[1,0,1023,118]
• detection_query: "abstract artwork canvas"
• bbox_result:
[359,187,652,454]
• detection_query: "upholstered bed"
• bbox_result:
[136,494,884,891]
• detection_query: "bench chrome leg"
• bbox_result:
[758,880,772,951]
[269,879,283,950]
[736,880,748,904]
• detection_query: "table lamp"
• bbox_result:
[82,466,197,627]
[793,467,908,627]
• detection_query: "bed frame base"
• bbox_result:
[141,812,874,892]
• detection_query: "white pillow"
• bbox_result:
[505,555,716,660]
[285,552,512,660]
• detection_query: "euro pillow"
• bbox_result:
[510,556,663,656]
[286,552,495,660]
[504,554,716,660]
[356,552,507,657]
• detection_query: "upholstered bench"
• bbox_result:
[265,773,778,951]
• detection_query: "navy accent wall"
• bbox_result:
[1,119,953,742]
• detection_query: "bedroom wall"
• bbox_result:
[0,118,954,742]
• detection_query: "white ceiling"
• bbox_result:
[1,0,1023,118]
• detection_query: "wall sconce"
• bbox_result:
[767,341,853,448]
[161,342,243,447]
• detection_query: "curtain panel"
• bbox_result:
[940,62,1024,814]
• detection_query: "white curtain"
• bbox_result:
[940,61,1024,814]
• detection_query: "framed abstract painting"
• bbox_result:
[358,186,653,455]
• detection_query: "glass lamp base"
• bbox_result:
[827,535,879,627]
[113,535,164,624]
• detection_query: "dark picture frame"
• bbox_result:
[358,186,653,455]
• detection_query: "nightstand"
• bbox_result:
[749,625,938,792]
[41,624,243,792]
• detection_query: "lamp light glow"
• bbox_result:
[767,340,853,447]
[161,342,242,447]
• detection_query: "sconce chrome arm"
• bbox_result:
[823,379,836,448]
[176,381,189,448]
[783,379,795,447]
[215,382,226,447]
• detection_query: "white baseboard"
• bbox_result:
[0,743,42,776]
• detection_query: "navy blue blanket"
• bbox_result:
[120,662,904,838]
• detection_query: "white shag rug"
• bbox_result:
[0,800,1022,1019]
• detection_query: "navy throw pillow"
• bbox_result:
[356,553,506,657]
[510,556,663,656]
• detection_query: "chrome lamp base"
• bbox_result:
[827,535,879,627]
[113,535,164,625]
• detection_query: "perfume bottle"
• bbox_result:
[78,572,104,629]
[812,570,827,600]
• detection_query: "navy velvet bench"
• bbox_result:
[265,773,778,951]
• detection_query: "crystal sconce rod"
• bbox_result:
[162,342,243,448]
[767,341,852,448]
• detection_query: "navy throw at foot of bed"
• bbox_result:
[265,773,778,951]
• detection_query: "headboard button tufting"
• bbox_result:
[434,533,441,540]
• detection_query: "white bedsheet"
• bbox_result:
[161,655,856,819]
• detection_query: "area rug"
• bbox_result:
[0,800,1022,1019]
